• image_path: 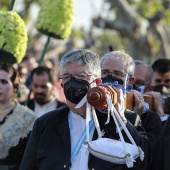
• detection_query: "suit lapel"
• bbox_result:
[53,107,71,157]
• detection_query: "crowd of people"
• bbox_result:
[0,49,169,170]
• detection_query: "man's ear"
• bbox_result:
[95,78,102,86]
[129,76,136,84]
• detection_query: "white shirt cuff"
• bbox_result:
[160,114,170,122]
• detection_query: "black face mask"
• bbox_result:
[132,84,138,91]
[154,84,170,96]
[101,75,124,85]
[64,77,90,104]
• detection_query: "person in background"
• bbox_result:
[150,59,170,170]
[42,58,66,103]
[151,58,170,88]
[100,51,147,117]
[151,59,170,122]
[20,49,151,170]
[17,64,30,103]
[133,60,152,93]
[134,60,167,122]
[0,63,37,170]
[100,51,163,169]
[25,66,65,117]
[18,64,29,85]
[20,56,38,88]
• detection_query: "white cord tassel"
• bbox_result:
[139,147,144,161]
[126,154,136,168]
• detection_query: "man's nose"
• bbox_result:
[36,87,43,92]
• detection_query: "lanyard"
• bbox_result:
[68,113,94,162]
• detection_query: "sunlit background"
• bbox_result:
[1,0,170,65]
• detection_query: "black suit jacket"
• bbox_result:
[140,111,163,148]
[155,116,170,170]
[26,98,65,111]
[20,105,152,170]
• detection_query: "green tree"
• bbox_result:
[92,0,170,63]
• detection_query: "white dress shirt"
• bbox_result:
[68,110,95,170]
[34,98,57,117]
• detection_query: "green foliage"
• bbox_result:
[91,30,126,56]
[25,0,42,3]
[35,0,74,40]
[0,11,28,64]
[132,0,163,19]
[147,34,161,54]
[164,10,170,26]
[71,29,84,39]
[0,0,11,11]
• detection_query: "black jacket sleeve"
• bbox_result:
[155,117,170,170]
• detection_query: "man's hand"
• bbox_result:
[112,86,127,122]
[130,90,145,116]
[144,91,164,117]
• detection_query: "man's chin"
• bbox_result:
[35,98,47,105]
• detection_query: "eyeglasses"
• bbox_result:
[134,80,150,87]
[60,72,92,82]
[101,70,127,79]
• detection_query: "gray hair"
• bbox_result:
[100,51,135,76]
[60,49,101,78]
[134,60,153,84]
